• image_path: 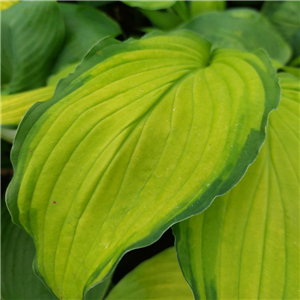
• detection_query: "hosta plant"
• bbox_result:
[1,1,299,300]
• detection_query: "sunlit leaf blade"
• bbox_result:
[182,8,292,65]
[262,1,300,57]
[1,64,78,127]
[173,73,299,300]
[52,3,121,73]
[7,31,279,299]
[123,1,176,10]
[106,248,193,300]
[1,87,55,126]
[1,201,112,300]
[1,1,65,93]
[190,0,225,18]
[0,0,18,11]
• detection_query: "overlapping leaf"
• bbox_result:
[173,73,299,299]
[1,201,58,300]
[139,9,182,31]
[7,31,279,299]
[106,248,193,300]
[1,1,120,128]
[182,8,292,65]
[1,64,78,127]
[1,1,65,93]
[1,87,55,127]
[262,1,300,57]
[52,3,121,73]
[139,1,225,31]
[1,202,111,300]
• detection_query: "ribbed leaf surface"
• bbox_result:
[173,73,299,300]
[182,8,292,65]
[7,31,279,299]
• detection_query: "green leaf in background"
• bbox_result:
[139,1,225,31]
[182,8,292,65]
[106,248,193,300]
[1,1,65,93]
[7,31,279,299]
[262,1,300,58]
[1,64,78,127]
[282,55,300,78]
[290,55,300,67]
[1,201,58,300]
[123,1,176,10]
[173,73,299,299]
[190,0,225,18]
[1,201,112,300]
[77,0,119,6]
[281,66,300,78]
[52,3,121,73]
[139,9,182,31]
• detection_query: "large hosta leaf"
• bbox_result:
[182,8,292,65]
[106,248,193,300]
[7,31,279,299]
[1,1,65,93]
[52,3,121,73]
[1,201,111,300]
[173,73,299,299]
[262,1,300,57]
